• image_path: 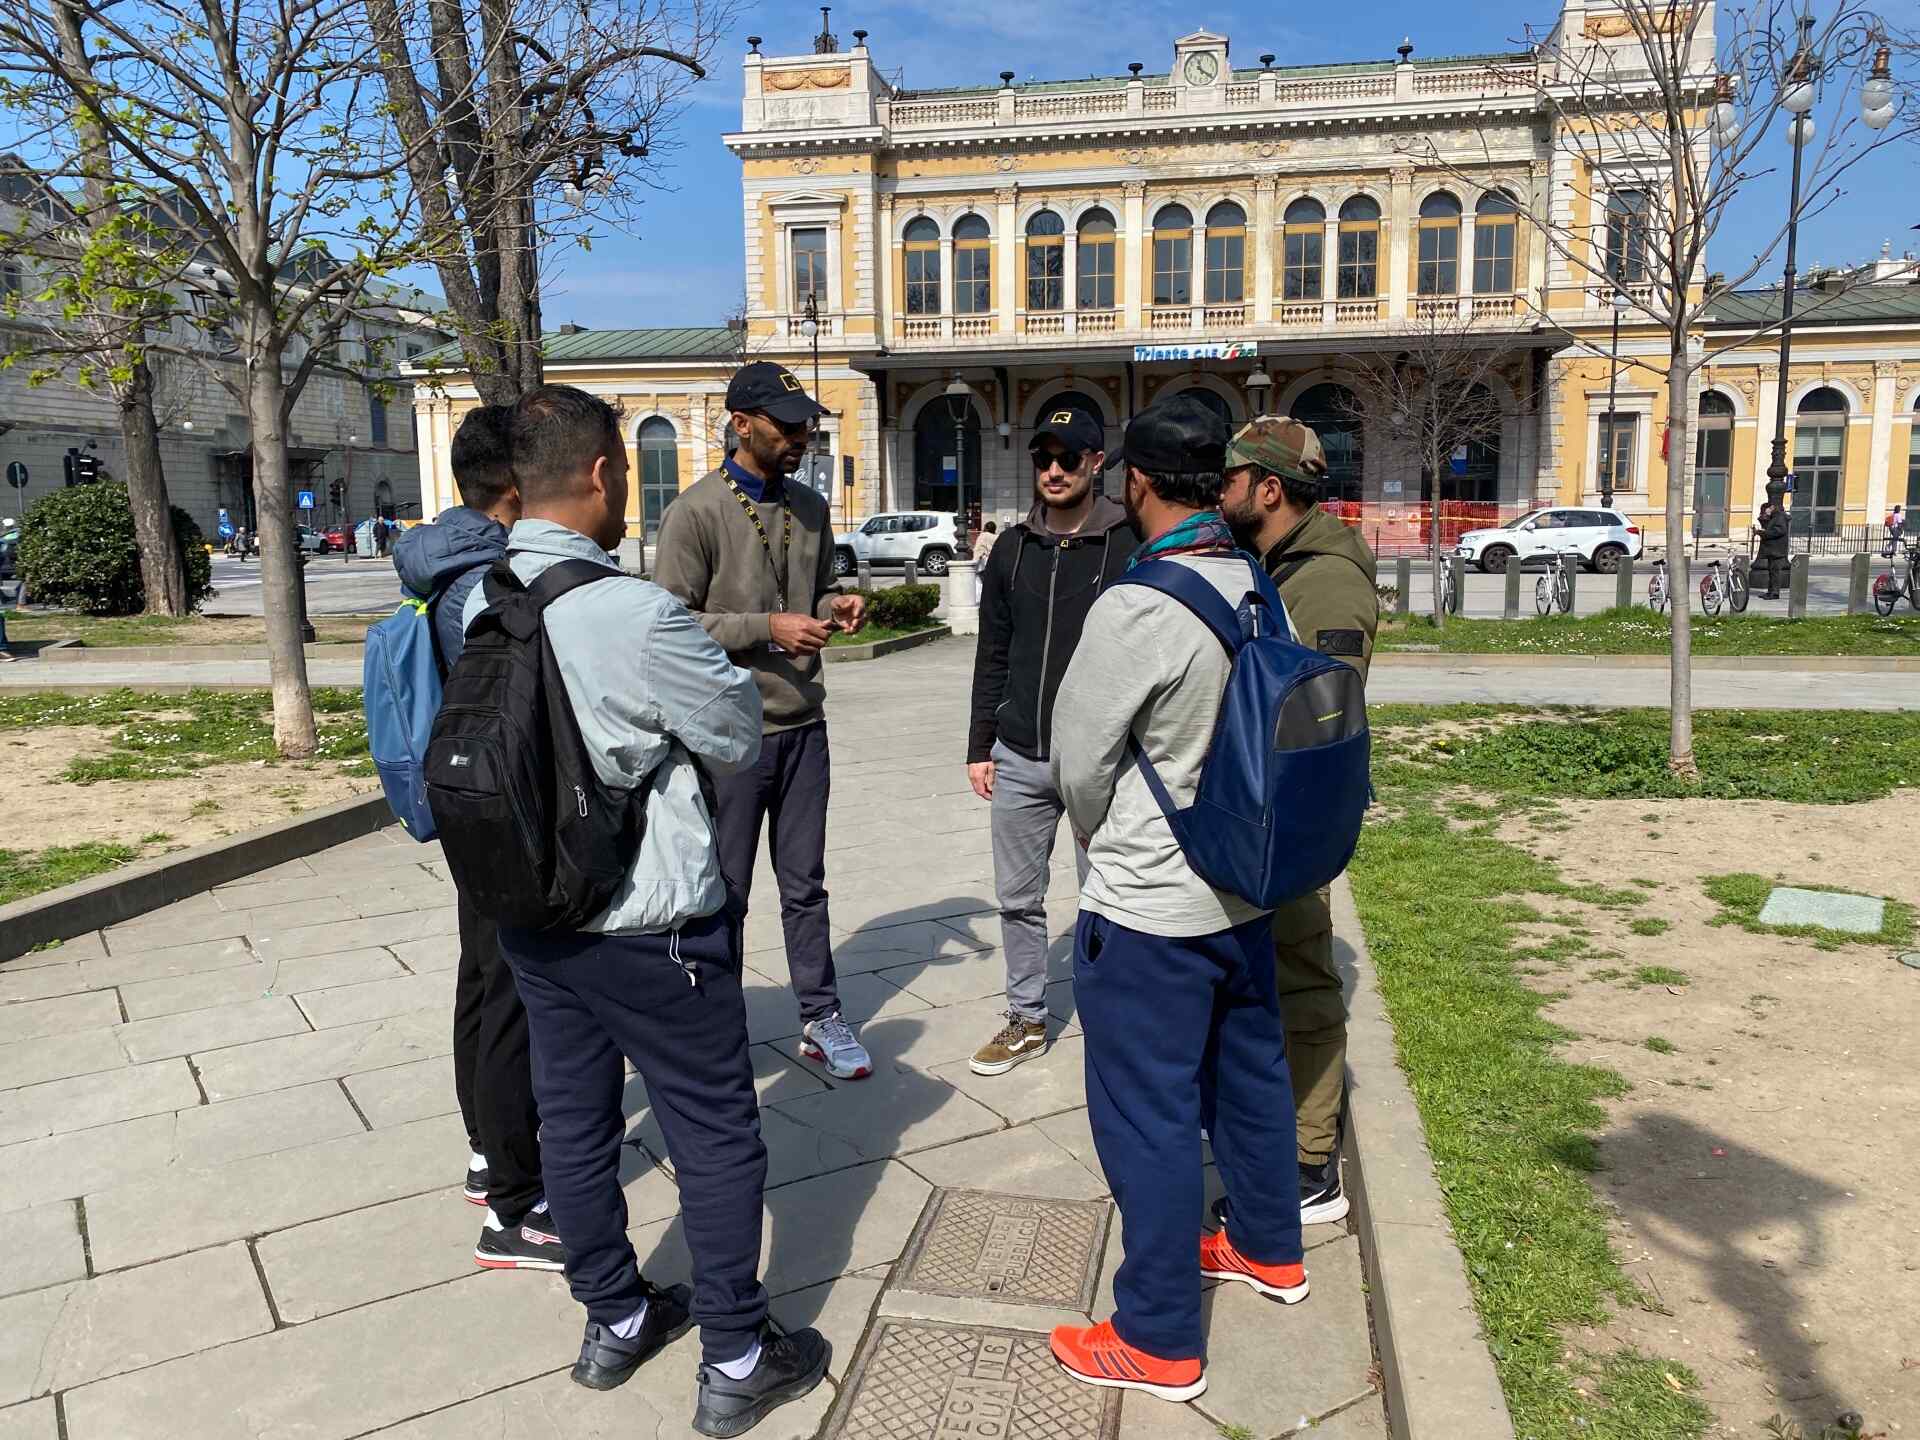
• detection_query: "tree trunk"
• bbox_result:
[1666,350,1696,777]
[247,360,318,757]
[1429,456,1445,627]
[119,359,188,615]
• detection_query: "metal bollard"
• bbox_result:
[1394,556,1411,617]
[857,557,872,592]
[1503,563,1521,620]
[1560,553,1579,613]
[1448,554,1467,616]
[904,558,919,588]
[1615,557,1634,611]
[1787,553,1809,619]
[1847,552,1870,615]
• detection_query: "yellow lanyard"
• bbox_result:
[722,472,795,612]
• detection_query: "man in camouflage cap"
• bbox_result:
[1217,414,1379,1230]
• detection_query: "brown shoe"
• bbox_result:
[969,1013,1048,1076]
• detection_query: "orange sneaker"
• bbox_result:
[1199,1228,1311,1303]
[1048,1320,1206,1402]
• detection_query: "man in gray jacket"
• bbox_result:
[469,386,829,1435]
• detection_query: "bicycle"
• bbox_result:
[1441,558,1460,616]
[1872,539,1920,616]
[1646,557,1669,613]
[1534,549,1575,616]
[1697,552,1750,616]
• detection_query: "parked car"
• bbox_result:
[834,512,963,578]
[323,526,350,552]
[296,526,330,554]
[1455,507,1644,574]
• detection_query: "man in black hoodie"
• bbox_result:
[966,402,1135,1077]
[391,405,558,1273]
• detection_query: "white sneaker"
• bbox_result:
[799,1012,872,1080]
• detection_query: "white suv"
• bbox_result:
[1455,507,1644,574]
[834,512,962,578]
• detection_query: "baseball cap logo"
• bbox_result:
[779,372,802,393]
[1050,409,1074,425]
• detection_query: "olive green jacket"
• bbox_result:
[1261,506,1380,687]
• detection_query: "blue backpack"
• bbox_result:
[363,592,448,841]
[1110,555,1371,908]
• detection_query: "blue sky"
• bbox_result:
[537,2,1919,329]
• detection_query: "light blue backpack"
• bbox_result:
[362,593,446,841]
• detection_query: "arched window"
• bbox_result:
[903,217,941,316]
[914,394,980,514]
[1605,189,1649,284]
[1292,383,1364,504]
[1204,201,1246,304]
[953,213,992,315]
[1337,196,1380,300]
[1025,210,1065,312]
[1077,209,1116,310]
[1793,386,1849,537]
[1171,385,1236,431]
[1036,389,1108,452]
[1152,204,1193,306]
[1473,190,1518,294]
[1694,390,1736,539]
[374,478,394,519]
[638,417,680,539]
[1282,198,1325,302]
[1417,192,1461,296]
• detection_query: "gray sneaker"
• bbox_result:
[969,1014,1048,1075]
[799,1011,872,1080]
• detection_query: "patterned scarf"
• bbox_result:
[1127,510,1238,569]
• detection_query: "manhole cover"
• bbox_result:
[895,1189,1110,1310]
[825,1319,1118,1440]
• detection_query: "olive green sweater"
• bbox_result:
[652,467,841,733]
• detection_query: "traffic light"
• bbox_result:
[328,478,344,506]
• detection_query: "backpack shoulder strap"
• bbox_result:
[1111,556,1251,654]
[526,557,622,609]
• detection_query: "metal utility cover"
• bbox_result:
[895,1189,1110,1310]
[825,1319,1119,1440]
[1757,886,1886,935]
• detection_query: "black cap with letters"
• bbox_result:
[725,361,829,424]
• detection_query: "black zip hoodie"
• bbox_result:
[968,495,1137,765]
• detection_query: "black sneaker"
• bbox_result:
[692,1326,831,1438]
[463,1162,490,1206]
[1211,1157,1350,1230]
[474,1209,567,1271]
[571,1282,695,1391]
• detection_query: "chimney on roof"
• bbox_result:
[556,323,588,335]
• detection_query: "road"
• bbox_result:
[208,554,408,616]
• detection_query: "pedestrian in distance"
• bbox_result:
[1047,394,1311,1402]
[391,405,557,1273]
[973,519,998,567]
[653,361,874,1081]
[1218,415,1379,1227]
[964,400,1134,1077]
[1754,480,1791,598]
[452,385,830,1435]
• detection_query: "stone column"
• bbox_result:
[1122,182,1145,332]
[1063,231,1080,332]
[1252,177,1277,326]
[939,235,956,341]
[1458,213,1478,319]
[1387,167,1413,321]
[1321,214,1339,323]
[996,185,1018,336]
[1867,361,1899,522]
[878,195,897,348]
[1752,365,1780,519]
[944,557,981,635]
[1190,223,1208,326]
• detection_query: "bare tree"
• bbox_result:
[365,0,733,404]
[1,0,434,755]
[1403,0,1916,775]
[1337,314,1526,626]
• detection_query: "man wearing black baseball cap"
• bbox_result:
[653,361,873,1082]
[964,398,1134,1079]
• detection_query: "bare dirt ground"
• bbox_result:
[1495,793,1920,1437]
[5,723,377,853]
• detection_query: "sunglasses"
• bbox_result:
[749,411,818,439]
[1031,448,1085,473]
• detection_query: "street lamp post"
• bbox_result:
[1245,361,1272,419]
[801,291,834,524]
[1602,285,1630,510]
[944,373,974,539]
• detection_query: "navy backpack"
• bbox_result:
[1110,555,1371,908]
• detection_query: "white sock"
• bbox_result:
[715,1338,762,1380]
[469,1152,488,1173]
[608,1300,650,1340]
[483,1208,507,1232]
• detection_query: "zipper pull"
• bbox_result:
[574,785,587,818]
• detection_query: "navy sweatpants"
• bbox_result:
[1075,909,1304,1361]
[500,910,768,1365]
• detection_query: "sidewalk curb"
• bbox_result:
[1375,650,1920,672]
[823,626,950,663]
[0,792,392,962]
[1334,874,1517,1440]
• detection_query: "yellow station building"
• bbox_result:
[409,2,1920,550]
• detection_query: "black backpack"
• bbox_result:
[424,557,647,931]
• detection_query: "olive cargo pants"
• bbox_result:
[1270,885,1346,1163]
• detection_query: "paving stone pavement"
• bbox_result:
[0,641,1386,1439]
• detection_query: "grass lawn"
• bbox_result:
[1375,608,1920,657]
[0,842,141,908]
[1347,704,1920,1438]
[4,613,384,647]
[827,621,942,648]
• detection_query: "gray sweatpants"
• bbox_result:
[990,741,1091,1022]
